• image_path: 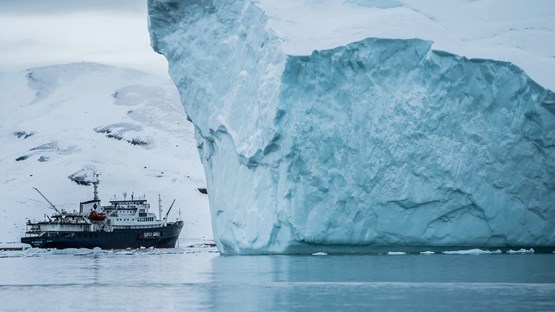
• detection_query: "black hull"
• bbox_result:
[21,221,183,249]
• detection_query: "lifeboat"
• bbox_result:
[88,210,106,221]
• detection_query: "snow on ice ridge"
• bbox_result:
[148,0,555,254]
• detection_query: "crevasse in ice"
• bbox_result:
[148,0,555,254]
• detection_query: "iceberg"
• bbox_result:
[148,0,555,254]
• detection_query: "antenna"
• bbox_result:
[92,173,100,201]
[158,194,162,221]
[33,187,61,214]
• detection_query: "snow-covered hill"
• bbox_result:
[0,62,212,243]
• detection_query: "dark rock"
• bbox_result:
[16,155,30,161]
[13,131,34,139]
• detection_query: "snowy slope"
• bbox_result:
[0,63,212,243]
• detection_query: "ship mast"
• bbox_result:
[92,173,100,201]
[158,194,162,221]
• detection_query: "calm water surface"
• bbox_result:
[1,245,554,311]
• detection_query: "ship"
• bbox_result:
[21,175,183,249]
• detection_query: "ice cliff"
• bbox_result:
[148,0,555,254]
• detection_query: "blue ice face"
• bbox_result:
[276,38,555,249]
[148,0,555,254]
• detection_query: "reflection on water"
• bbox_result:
[208,254,555,311]
[1,246,554,311]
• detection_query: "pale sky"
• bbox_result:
[0,0,168,76]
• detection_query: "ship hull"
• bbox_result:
[21,221,183,249]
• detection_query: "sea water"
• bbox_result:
[1,243,554,311]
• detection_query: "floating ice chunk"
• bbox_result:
[387,252,406,255]
[312,252,328,256]
[442,249,502,255]
[506,248,534,254]
[420,251,435,255]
